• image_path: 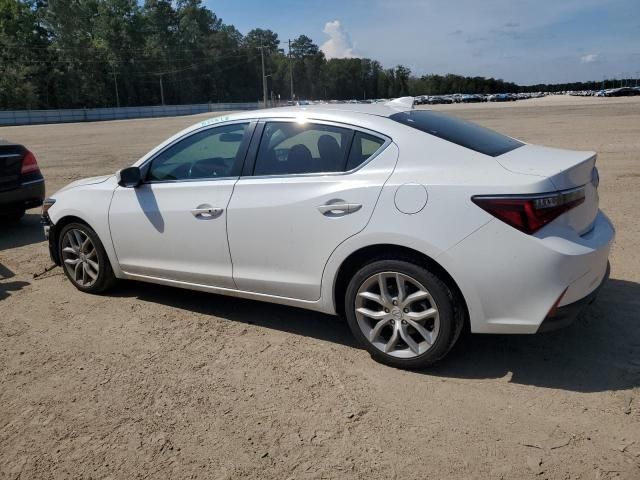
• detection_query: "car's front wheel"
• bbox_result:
[345,259,462,369]
[58,222,116,293]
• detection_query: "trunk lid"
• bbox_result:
[497,144,599,235]
[0,141,26,192]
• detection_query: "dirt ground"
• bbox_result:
[1,96,639,479]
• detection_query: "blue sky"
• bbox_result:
[209,0,640,85]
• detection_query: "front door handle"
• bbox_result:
[317,200,362,217]
[191,205,224,219]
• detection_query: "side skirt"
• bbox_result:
[121,271,332,314]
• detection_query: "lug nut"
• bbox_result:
[390,319,395,325]
[401,320,407,325]
[392,300,398,306]
[403,308,409,313]
[384,308,390,313]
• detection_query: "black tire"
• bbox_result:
[344,259,462,369]
[58,222,117,294]
[0,209,25,224]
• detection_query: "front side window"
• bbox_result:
[147,123,249,181]
[254,122,352,176]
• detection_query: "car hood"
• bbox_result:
[55,174,114,194]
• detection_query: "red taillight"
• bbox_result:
[21,150,40,175]
[472,187,585,234]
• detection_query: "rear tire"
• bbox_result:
[58,222,117,294]
[344,259,461,369]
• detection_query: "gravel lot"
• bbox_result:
[1,96,639,479]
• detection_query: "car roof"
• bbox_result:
[261,103,404,118]
[204,97,418,125]
[136,99,419,167]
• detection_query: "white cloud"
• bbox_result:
[320,20,357,59]
[580,53,600,63]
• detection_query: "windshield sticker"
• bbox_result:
[200,116,231,127]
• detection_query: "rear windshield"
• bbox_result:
[389,110,523,157]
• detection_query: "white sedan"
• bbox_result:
[42,98,614,369]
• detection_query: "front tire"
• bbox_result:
[345,259,461,369]
[58,222,116,294]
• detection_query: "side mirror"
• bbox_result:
[117,167,142,188]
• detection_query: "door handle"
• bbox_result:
[191,206,224,219]
[317,201,362,217]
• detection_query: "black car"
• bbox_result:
[0,139,45,222]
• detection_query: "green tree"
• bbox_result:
[0,0,46,108]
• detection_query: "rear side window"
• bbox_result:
[347,132,386,170]
[389,110,523,157]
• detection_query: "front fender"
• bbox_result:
[47,177,123,277]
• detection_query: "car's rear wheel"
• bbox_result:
[58,222,116,293]
[345,259,461,369]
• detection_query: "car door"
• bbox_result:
[109,121,253,288]
[227,120,398,301]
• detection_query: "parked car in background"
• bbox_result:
[42,98,614,369]
[604,87,640,97]
[488,93,511,102]
[0,139,45,223]
[459,94,484,103]
[425,95,455,105]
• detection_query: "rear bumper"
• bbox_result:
[439,210,615,334]
[0,178,45,213]
[537,262,610,333]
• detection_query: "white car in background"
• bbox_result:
[42,98,614,369]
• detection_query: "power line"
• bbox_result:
[10,52,253,66]
[136,59,251,84]
[3,44,252,55]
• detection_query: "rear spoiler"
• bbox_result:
[385,97,415,111]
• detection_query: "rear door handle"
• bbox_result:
[191,205,224,219]
[317,201,362,217]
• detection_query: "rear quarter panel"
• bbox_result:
[320,127,557,315]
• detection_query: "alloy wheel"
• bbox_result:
[61,228,100,288]
[354,272,440,358]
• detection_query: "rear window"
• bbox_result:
[389,110,523,157]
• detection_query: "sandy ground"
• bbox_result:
[1,96,639,479]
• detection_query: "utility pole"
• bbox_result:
[112,67,120,108]
[159,74,165,105]
[258,40,268,108]
[288,39,295,100]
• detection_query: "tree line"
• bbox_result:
[0,0,627,110]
